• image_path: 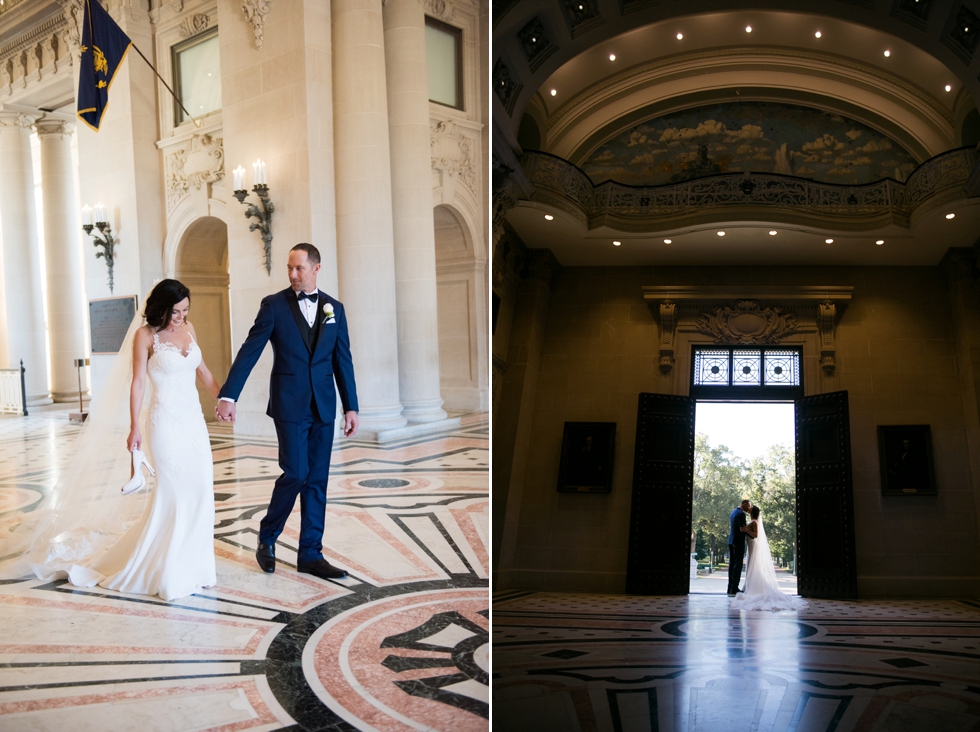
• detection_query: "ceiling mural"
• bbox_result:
[580,102,919,187]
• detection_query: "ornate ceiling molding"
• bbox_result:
[542,48,953,163]
[643,286,853,374]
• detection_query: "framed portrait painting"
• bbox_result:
[877,425,936,496]
[556,422,616,494]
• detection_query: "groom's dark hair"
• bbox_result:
[291,242,320,265]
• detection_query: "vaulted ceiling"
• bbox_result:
[494,0,980,266]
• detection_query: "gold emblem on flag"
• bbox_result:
[93,46,108,75]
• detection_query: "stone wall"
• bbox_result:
[494,263,980,597]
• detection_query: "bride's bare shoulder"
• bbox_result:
[133,325,154,348]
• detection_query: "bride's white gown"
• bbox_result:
[52,333,217,601]
[730,517,805,612]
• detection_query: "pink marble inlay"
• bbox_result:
[312,589,488,732]
[0,594,274,656]
[0,679,279,728]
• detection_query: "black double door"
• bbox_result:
[625,391,857,598]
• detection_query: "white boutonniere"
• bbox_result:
[322,303,335,324]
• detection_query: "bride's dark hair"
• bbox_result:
[144,279,191,330]
[751,506,760,519]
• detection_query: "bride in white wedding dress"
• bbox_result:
[0,280,220,601]
[731,505,806,612]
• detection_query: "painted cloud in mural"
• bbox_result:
[580,102,919,187]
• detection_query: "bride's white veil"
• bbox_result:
[0,300,152,580]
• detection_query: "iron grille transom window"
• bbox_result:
[691,346,802,400]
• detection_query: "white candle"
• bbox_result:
[81,205,92,226]
[233,165,245,190]
[252,160,259,187]
[259,160,267,186]
[94,203,106,224]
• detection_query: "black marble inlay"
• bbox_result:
[609,688,658,732]
[263,575,488,732]
[789,692,852,732]
[389,512,474,576]
[357,478,410,489]
[881,657,928,668]
[543,649,589,660]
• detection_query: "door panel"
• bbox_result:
[795,391,858,598]
[626,393,696,595]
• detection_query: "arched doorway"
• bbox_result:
[433,204,487,412]
[175,216,231,421]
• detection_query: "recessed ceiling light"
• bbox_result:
[664,238,672,244]
[550,89,557,96]
[745,25,752,33]
[609,54,616,61]
[946,212,955,219]
[883,50,891,57]
[825,238,834,244]
[769,230,777,236]
[814,31,822,38]
[876,240,884,245]
[676,32,683,40]
[717,231,726,236]
[945,84,952,92]
[544,214,554,220]
[613,240,622,246]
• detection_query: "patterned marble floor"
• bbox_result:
[0,411,489,732]
[493,591,980,732]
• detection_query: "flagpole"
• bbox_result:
[129,43,202,129]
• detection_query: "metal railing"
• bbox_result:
[520,146,979,223]
[0,360,28,416]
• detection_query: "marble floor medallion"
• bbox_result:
[0,411,489,732]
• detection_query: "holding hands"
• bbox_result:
[215,399,236,423]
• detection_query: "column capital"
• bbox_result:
[34,118,75,137]
[0,111,37,129]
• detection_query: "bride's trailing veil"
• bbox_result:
[0,305,152,581]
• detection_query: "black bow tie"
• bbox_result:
[298,291,318,302]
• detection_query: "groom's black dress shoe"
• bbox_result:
[255,543,276,573]
[297,558,348,580]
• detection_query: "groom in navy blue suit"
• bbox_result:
[216,243,359,580]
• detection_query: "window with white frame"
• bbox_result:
[172,28,221,126]
[425,17,462,109]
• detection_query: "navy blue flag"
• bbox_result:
[77,0,132,131]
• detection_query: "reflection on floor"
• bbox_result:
[690,567,798,594]
[493,591,980,732]
[0,411,489,731]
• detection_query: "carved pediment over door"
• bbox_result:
[642,286,853,375]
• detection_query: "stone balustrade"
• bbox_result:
[520,147,980,229]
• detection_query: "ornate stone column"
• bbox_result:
[332,0,406,432]
[0,110,51,404]
[36,118,88,402]
[382,0,447,424]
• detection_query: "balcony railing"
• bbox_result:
[520,147,978,226]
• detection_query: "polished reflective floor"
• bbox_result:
[493,591,980,732]
[0,411,489,731]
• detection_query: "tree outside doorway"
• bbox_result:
[690,402,797,594]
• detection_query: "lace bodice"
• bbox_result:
[148,331,203,425]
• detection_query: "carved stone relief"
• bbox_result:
[817,300,837,374]
[658,300,676,373]
[165,132,225,212]
[431,119,476,190]
[179,13,211,38]
[241,0,271,49]
[694,300,800,344]
[425,0,457,21]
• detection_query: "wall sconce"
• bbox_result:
[232,160,275,274]
[81,203,116,293]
